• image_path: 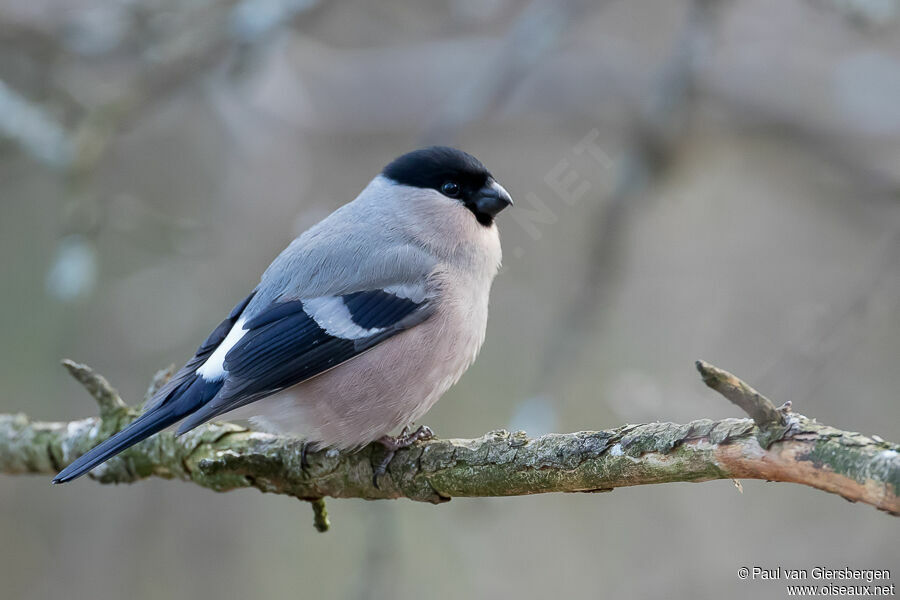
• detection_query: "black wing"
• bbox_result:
[52,292,257,483]
[143,291,256,413]
[174,289,432,434]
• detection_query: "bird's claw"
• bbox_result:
[372,425,434,488]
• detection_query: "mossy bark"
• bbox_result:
[2,360,897,521]
[2,409,897,514]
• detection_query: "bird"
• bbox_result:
[53,146,512,484]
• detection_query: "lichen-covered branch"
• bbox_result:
[1,361,898,520]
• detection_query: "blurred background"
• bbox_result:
[2,0,899,598]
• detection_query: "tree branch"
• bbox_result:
[695,360,783,425]
[60,359,129,421]
[1,362,898,524]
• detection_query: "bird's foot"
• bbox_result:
[372,425,434,488]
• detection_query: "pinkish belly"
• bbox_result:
[241,309,484,449]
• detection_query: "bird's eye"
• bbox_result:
[441,181,461,197]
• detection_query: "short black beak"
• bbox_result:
[472,179,513,219]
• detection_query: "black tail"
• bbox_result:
[53,292,254,484]
[52,375,222,483]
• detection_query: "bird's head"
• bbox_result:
[382,146,512,227]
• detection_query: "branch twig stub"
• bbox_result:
[695,360,785,427]
[61,359,128,420]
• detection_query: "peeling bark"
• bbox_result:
[0,361,897,523]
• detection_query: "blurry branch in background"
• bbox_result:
[0,0,324,175]
[821,0,900,27]
[1,360,897,533]
[0,79,74,169]
[707,94,900,200]
[421,0,593,144]
[535,0,722,397]
[752,231,900,401]
[703,1,900,198]
[0,0,326,302]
